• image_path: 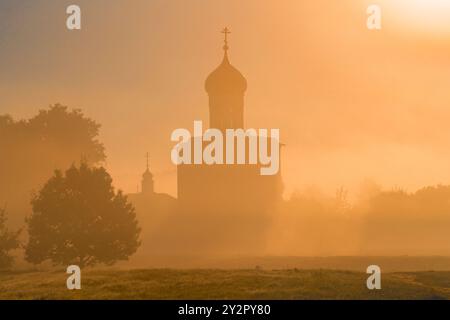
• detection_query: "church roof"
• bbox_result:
[142,153,153,179]
[205,28,247,95]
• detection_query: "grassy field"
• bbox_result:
[0,269,450,300]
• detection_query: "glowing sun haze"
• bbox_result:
[387,0,450,33]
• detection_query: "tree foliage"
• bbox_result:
[0,104,106,226]
[25,163,140,267]
[0,208,21,269]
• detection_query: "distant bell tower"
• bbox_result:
[141,152,154,195]
[205,27,247,131]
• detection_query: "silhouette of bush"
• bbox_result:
[25,163,141,268]
[0,208,21,269]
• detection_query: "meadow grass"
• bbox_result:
[0,269,449,300]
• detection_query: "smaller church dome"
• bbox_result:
[142,168,153,179]
[141,153,154,195]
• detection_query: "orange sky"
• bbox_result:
[2,0,450,198]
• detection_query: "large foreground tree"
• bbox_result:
[25,163,141,267]
[0,208,20,269]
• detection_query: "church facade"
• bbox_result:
[129,29,283,255]
[177,28,283,217]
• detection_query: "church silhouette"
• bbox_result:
[129,29,283,255]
